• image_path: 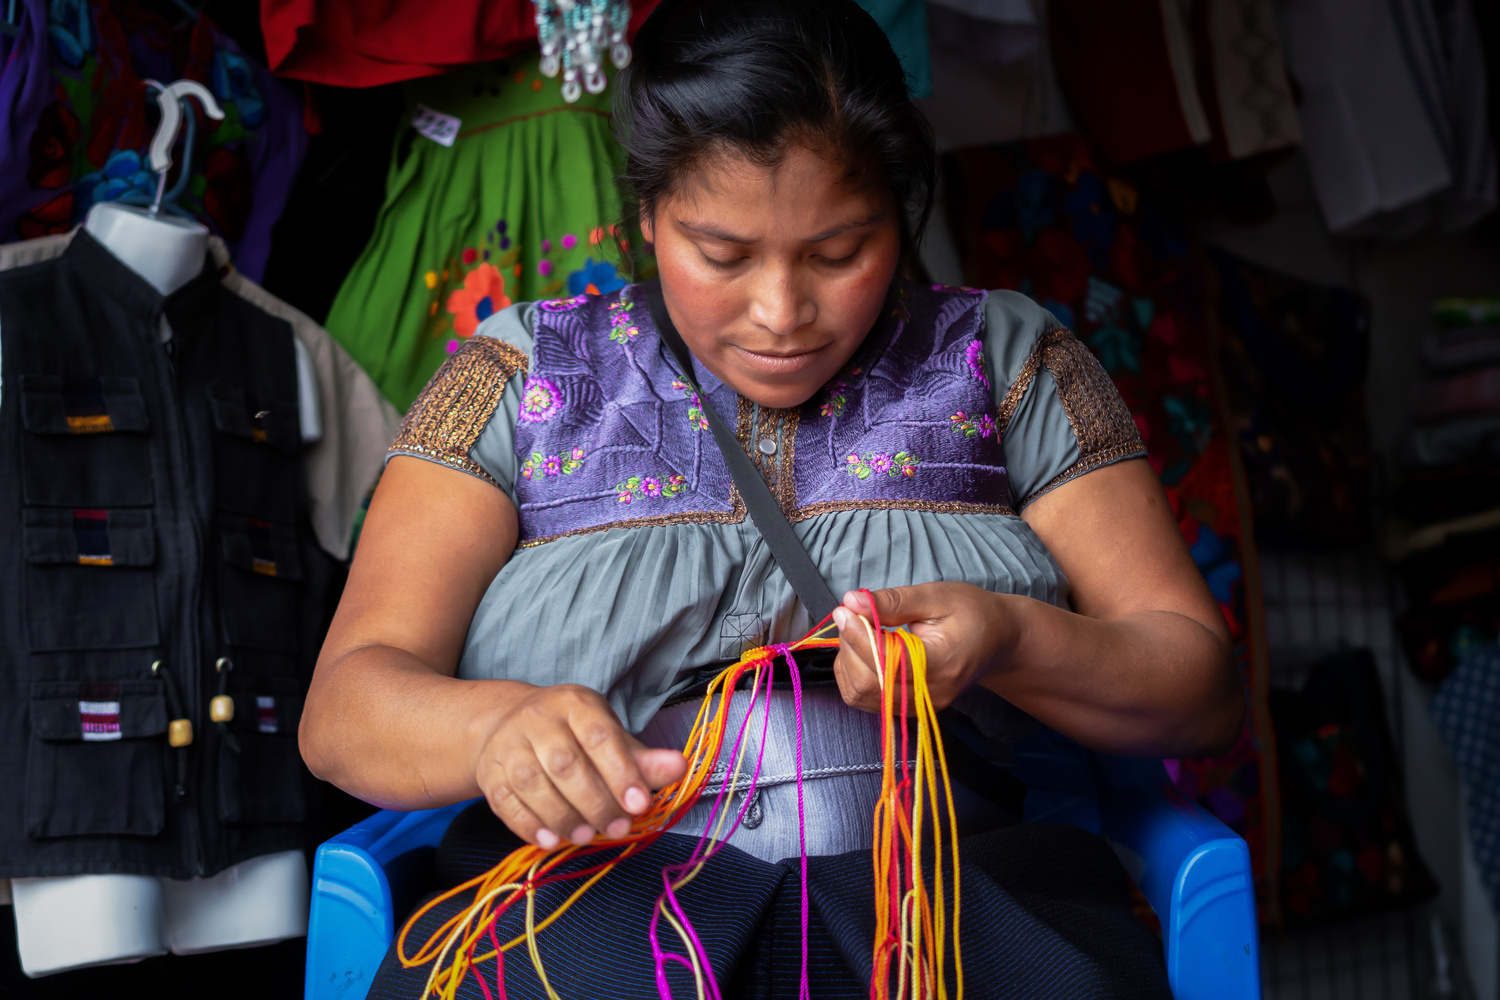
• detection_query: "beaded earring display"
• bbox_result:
[401,592,963,1000]
[531,0,633,103]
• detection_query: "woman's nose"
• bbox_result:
[748,268,814,336]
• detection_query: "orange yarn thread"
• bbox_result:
[397,603,962,1000]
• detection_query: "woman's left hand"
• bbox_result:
[830,583,1023,713]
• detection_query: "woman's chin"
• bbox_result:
[718,352,845,411]
[727,369,829,410]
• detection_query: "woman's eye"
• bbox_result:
[816,244,862,267]
[699,250,745,270]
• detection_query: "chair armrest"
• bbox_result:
[305,800,478,1000]
[1093,756,1259,1000]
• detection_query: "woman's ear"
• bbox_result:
[638,207,655,245]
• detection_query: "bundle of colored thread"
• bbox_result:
[399,595,962,1000]
[857,599,963,1000]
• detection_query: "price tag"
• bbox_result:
[412,104,461,147]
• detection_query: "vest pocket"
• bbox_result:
[217,677,305,824]
[207,381,300,524]
[20,375,153,507]
[22,509,160,650]
[26,680,168,838]
[215,515,302,652]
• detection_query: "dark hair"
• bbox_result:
[614,0,936,263]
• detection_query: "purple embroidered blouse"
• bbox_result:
[388,281,1145,734]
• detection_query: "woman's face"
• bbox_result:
[641,144,902,410]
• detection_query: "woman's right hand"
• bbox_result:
[476,683,688,849]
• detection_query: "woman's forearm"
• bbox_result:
[983,593,1242,758]
[300,644,530,811]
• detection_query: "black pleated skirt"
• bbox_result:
[367,801,1172,999]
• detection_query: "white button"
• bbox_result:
[757,437,777,456]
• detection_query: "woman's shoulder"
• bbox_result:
[385,303,536,489]
[468,300,538,361]
[973,288,1069,388]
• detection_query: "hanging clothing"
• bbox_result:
[1271,649,1438,927]
[918,0,1075,154]
[940,132,1279,919]
[1431,642,1500,915]
[0,228,401,560]
[1281,0,1498,235]
[260,0,661,88]
[855,0,933,98]
[0,229,337,879]
[926,2,1039,69]
[1210,247,1375,548]
[0,0,306,282]
[1191,0,1301,162]
[323,52,645,413]
[1047,0,1299,166]
[369,280,1167,997]
[1047,0,1213,165]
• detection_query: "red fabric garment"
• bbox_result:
[1047,0,1205,166]
[260,0,661,87]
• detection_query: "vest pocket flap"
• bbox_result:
[218,516,303,581]
[23,509,156,567]
[20,375,149,435]
[207,382,301,454]
[30,681,169,741]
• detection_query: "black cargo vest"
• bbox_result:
[0,231,334,879]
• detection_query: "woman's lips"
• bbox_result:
[731,343,826,376]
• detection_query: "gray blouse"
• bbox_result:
[388,286,1145,736]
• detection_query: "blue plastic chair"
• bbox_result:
[304,730,1260,1000]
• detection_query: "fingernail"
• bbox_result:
[833,608,848,630]
[624,787,649,813]
[535,828,559,850]
[570,823,595,845]
[607,817,631,839]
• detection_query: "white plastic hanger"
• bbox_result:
[84,80,225,297]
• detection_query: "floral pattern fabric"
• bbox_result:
[944,133,1280,921]
[508,281,1012,547]
[0,0,305,282]
[324,52,649,412]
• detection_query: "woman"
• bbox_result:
[301,1,1244,996]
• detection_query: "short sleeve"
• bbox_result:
[982,290,1146,508]
[385,303,534,502]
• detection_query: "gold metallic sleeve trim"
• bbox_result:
[996,340,1044,437]
[387,337,529,486]
[1018,328,1146,508]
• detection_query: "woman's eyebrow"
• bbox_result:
[674,212,886,245]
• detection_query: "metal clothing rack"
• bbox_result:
[1256,544,1471,1000]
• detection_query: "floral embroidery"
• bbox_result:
[844,451,920,479]
[949,411,997,439]
[446,263,512,337]
[615,473,688,503]
[519,377,562,423]
[819,367,862,418]
[521,446,586,480]
[889,284,913,323]
[75,149,156,218]
[964,340,990,388]
[671,379,710,430]
[607,292,640,345]
[539,293,588,313]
